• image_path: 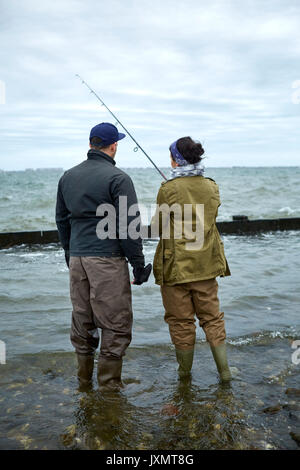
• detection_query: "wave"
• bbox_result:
[278,207,298,215]
[227,327,298,346]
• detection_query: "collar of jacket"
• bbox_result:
[87,149,116,166]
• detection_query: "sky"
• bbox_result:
[0,0,300,170]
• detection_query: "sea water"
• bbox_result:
[0,167,299,450]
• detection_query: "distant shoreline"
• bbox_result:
[1,165,300,173]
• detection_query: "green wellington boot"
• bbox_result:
[175,348,194,379]
[210,343,232,382]
[97,356,124,391]
[76,353,94,391]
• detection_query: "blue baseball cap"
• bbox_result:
[89,122,126,146]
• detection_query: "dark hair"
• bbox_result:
[90,136,105,149]
[173,136,204,164]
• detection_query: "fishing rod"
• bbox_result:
[75,74,167,181]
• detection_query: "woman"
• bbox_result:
[152,137,232,382]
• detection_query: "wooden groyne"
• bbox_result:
[0,216,299,249]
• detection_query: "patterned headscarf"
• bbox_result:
[170,140,188,166]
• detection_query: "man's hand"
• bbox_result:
[132,263,152,285]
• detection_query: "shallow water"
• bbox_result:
[1,233,300,354]
[0,232,299,450]
[0,340,299,450]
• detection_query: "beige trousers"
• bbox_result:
[161,278,226,349]
[69,256,132,359]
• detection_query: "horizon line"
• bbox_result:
[1,165,300,172]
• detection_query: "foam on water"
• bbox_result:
[278,206,298,215]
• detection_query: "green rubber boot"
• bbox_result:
[210,343,232,382]
[76,353,94,391]
[175,348,194,378]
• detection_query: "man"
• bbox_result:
[56,122,151,391]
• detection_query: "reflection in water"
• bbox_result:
[70,390,138,450]
[153,380,248,450]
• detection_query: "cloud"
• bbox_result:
[0,0,300,170]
